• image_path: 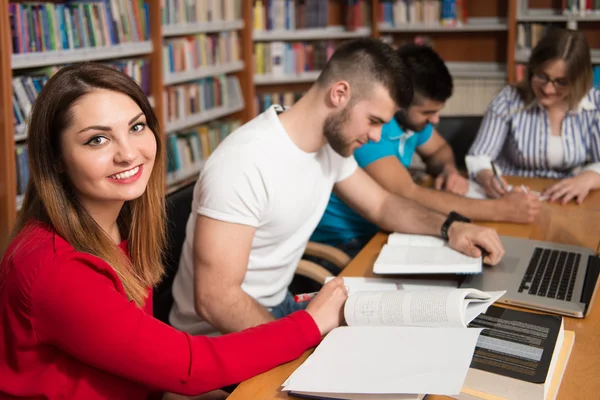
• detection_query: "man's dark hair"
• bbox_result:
[316,38,413,109]
[397,44,453,104]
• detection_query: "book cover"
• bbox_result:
[467,306,562,384]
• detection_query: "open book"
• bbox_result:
[282,283,505,399]
[373,232,482,275]
[345,287,505,328]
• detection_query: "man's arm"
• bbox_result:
[334,168,505,264]
[417,130,468,195]
[364,156,541,224]
[334,167,446,236]
[192,215,275,334]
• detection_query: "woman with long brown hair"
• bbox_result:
[468,28,600,204]
[0,63,348,399]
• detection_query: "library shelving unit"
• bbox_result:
[161,1,251,193]
[252,0,376,114]
[510,0,600,83]
[0,0,255,242]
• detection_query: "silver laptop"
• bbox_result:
[460,236,600,318]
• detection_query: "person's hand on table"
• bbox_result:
[435,168,469,196]
[496,187,542,223]
[305,276,348,336]
[543,171,597,205]
[447,222,505,265]
[476,169,509,199]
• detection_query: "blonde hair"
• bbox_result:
[2,63,166,306]
[515,28,592,110]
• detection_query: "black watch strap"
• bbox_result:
[440,211,472,241]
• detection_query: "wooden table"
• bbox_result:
[229,178,600,400]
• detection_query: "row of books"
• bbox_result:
[255,91,304,114]
[253,0,370,31]
[163,32,240,76]
[562,0,600,15]
[8,1,150,55]
[254,41,333,76]
[379,0,467,27]
[516,23,560,51]
[164,75,241,123]
[166,119,241,175]
[161,0,241,26]
[12,59,151,137]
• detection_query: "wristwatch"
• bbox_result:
[440,211,471,241]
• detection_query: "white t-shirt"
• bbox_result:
[170,105,358,335]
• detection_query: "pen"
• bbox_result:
[294,292,318,303]
[490,161,506,191]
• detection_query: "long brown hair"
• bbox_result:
[3,63,165,306]
[516,28,592,109]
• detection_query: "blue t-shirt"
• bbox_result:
[310,119,434,245]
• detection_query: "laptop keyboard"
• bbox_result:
[518,247,580,301]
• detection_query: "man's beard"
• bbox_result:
[323,106,353,157]
[394,110,426,132]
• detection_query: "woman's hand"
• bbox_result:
[476,169,509,199]
[543,171,600,205]
[305,277,348,336]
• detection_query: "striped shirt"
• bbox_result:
[467,85,600,178]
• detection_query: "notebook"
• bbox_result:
[373,233,482,275]
[282,287,506,399]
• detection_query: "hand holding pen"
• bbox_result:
[477,162,510,198]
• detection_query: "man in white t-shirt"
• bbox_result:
[170,38,506,336]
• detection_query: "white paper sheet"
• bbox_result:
[283,326,484,396]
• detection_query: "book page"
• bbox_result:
[374,244,482,274]
[387,233,447,247]
[344,290,471,328]
[283,326,484,396]
[325,276,460,295]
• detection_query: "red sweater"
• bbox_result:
[0,223,321,399]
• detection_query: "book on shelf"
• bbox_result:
[562,0,600,16]
[373,232,483,275]
[12,59,151,137]
[164,75,242,123]
[161,0,241,26]
[460,306,574,400]
[15,145,30,198]
[254,41,333,77]
[253,0,370,32]
[166,119,241,175]
[163,31,240,77]
[8,0,150,55]
[281,279,505,399]
[516,23,562,52]
[255,91,303,114]
[380,0,467,27]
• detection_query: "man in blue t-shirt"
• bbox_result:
[310,44,541,257]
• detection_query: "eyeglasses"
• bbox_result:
[531,73,569,90]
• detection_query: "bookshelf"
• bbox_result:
[0,0,572,243]
[0,0,254,241]
[510,0,600,83]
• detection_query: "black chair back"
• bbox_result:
[153,182,195,324]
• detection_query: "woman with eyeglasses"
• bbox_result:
[468,28,600,204]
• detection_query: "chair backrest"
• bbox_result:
[153,182,195,324]
[437,116,483,169]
